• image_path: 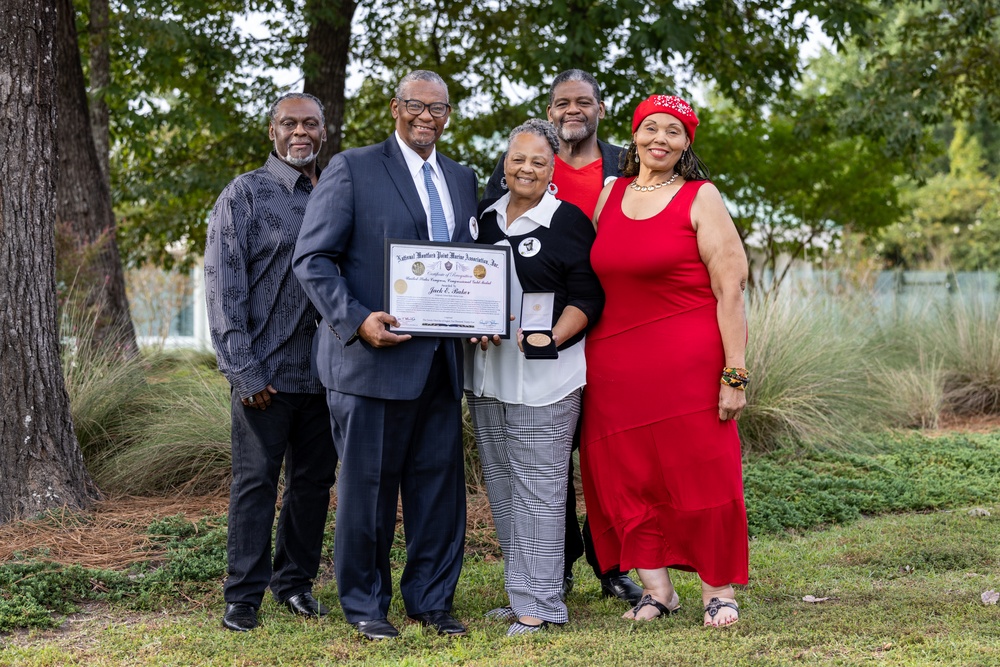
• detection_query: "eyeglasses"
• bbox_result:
[396,98,451,118]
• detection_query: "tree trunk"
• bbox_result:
[302,0,358,168]
[0,0,100,524]
[55,0,138,355]
[88,0,111,187]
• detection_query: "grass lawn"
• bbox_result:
[2,505,998,666]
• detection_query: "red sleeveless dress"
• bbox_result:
[580,178,749,587]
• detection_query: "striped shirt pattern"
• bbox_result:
[205,153,323,398]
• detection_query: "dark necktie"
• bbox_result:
[422,161,449,242]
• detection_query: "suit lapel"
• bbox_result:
[382,136,430,241]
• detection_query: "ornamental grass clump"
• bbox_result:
[932,295,1000,416]
[61,305,232,495]
[61,301,151,465]
[98,369,232,495]
[879,294,1000,420]
[872,352,945,429]
[739,293,891,453]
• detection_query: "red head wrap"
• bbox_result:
[631,95,699,144]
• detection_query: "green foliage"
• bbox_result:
[0,562,126,631]
[62,336,231,494]
[0,516,228,630]
[98,368,232,495]
[917,296,1000,415]
[86,0,883,265]
[144,513,230,585]
[876,124,1000,270]
[835,0,1000,165]
[874,294,1000,419]
[744,431,1000,536]
[85,0,283,267]
[699,98,905,291]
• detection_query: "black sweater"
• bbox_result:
[477,197,604,349]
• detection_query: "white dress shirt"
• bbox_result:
[395,131,455,240]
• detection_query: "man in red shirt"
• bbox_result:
[483,69,641,607]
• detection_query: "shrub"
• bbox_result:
[744,430,1000,536]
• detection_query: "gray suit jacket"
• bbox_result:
[293,135,479,401]
[482,138,625,200]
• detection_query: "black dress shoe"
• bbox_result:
[409,610,468,637]
[222,602,258,632]
[352,618,399,640]
[601,573,644,606]
[560,573,574,601]
[284,591,328,618]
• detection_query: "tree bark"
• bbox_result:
[302,0,358,168]
[55,0,137,355]
[0,0,100,524]
[88,0,111,187]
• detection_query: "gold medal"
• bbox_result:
[526,333,551,347]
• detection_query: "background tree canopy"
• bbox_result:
[70,0,1000,274]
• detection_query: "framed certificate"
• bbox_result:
[384,239,511,338]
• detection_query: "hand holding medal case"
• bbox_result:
[520,291,558,359]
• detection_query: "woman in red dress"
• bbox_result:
[580,95,749,627]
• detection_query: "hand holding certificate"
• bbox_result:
[385,240,511,338]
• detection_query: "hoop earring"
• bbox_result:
[547,182,558,195]
[500,177,508,190]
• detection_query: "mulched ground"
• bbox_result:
[0,492,500,570]
[932,413,1000,434]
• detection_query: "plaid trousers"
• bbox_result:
[466,388,582,623]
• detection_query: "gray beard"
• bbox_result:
[558,119,597,145]
[276,142,317,167]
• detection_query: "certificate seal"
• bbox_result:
[526,333,551,347]
[473,264,487,279]
[411,261,425,276]
[393,279,408,294]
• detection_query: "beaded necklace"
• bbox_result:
[629,172,679,193]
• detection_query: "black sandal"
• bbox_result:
[703,597,739,626]
[629,593,680,619]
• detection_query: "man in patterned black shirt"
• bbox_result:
[205,92,338,632]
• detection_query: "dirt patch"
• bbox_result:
[929,413,1000,435]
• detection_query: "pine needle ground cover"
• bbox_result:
[1,431,998,666]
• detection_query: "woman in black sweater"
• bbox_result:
[465,119,603,635]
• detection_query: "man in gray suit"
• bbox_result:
[293,70,478,641]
